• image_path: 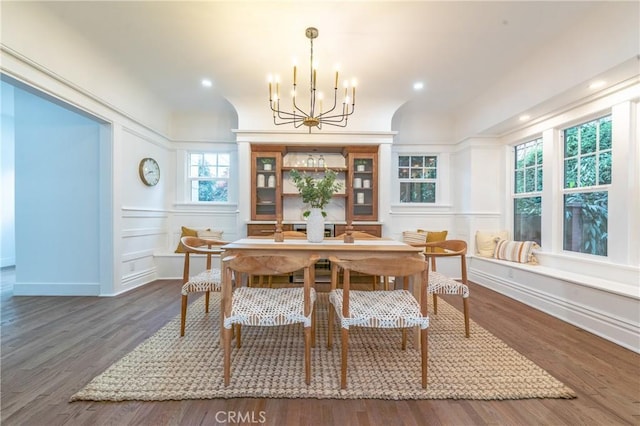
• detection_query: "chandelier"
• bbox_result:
[268,27,356,132]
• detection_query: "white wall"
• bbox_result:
[453,2,639,140]
[0,1,172,134]
[1,82,16,267]
[12,84,103,295]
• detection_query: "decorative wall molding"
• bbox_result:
[117,267,157,296]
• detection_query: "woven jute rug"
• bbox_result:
[70,293,576,401]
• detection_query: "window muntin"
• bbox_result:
[562,115,611,256]
[398,155,437,203]
[514,138,543,193]
[513,138,543,245]
[564,116,612,188]
[188,152,230,202]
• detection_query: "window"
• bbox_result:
[398,155,437,203]
[513,138,542,244]
[562,115,611,256]
[188,152,230,202]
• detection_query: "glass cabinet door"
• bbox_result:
[251,151,281,220]
[348,152,378,221]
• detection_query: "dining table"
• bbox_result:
[219,237,426,345]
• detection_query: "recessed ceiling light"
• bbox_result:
[589,80,606,90]
[413,82,424,91]
[201,79,213,88]
[519,114,530,122]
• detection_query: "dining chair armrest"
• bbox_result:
[181,236,228,254]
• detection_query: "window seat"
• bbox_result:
[468,255,639,353]
[470,255,638,300]
[154,251,223,280]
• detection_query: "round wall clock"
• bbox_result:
[139,157,160,186]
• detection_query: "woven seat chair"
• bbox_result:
[423,240,470,338]
[179,236,228,337]
[332,231,389,290]
[249,230,308,287]
[327,256,429,389]
[221,254,319,386]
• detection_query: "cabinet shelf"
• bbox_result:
[283,192,347,198]
[282,166,348,172]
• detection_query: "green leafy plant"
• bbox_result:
[289,169,343,217]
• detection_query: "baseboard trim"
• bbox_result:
[12,282,101,296]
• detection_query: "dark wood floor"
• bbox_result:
[1,267,638,426]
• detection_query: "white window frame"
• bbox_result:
[512,137,543,245]
[397,154,439,204]
[559,114,612,257]
[187,151,231,203]
[175,146,237,206]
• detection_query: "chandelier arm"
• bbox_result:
[291,92,310,117]
[273,116,305,126]
[317,105,355,122]
[316,88,339,119]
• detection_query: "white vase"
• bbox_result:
[306,208,325,243]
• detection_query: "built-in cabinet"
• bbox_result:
[250,144,379,225]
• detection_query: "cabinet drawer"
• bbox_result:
[247,223,292,236]
[334,224,381,237]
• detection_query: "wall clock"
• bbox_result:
[139,157,160,186]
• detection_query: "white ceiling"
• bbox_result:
[26,1,636,130]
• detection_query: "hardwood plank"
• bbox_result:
[1,267,638,426]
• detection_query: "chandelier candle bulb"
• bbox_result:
[294,66,297,85]
[335,71,339,88]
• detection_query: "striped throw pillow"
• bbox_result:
[402,231,427,245]
[493,239,540,264]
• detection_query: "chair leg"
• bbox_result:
[327,304,334,349]
[304,326,311,385]
[223,326,233,386]
[402,328,407,350]
[463,297,470,338]
[421,327,428,389]
[311,306,316,348]
[341,327,349,389]
[205,291,210,313]
[236,324,242,348]
[433,293,438,314]
[180,294,188,337]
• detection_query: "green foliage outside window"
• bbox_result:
[399,155,437,203]
[189,153,229,202]
[562,115,611,256]
[563,191,608,256]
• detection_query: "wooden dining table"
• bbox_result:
[221,237,424,261]
[219,237,426,344]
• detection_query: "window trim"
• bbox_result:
[397,154,439,204]
[511,137,543,245]
[559,114,612,257]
